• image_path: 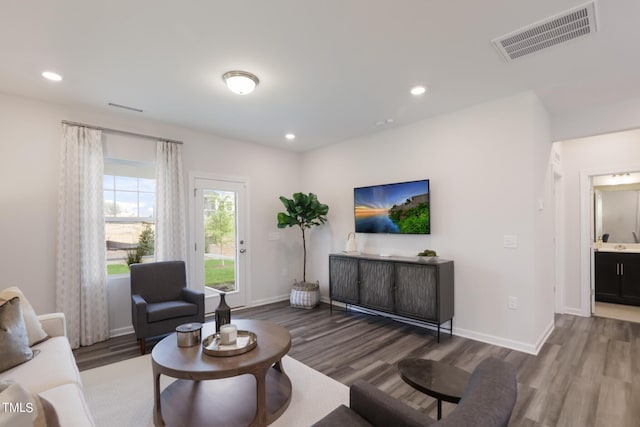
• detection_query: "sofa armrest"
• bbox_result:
[350,380,435,427]
[37,313,67,338]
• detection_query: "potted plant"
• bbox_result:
[277,192,329,308]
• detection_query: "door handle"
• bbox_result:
[239,249,246,253]
[621,263,624,276]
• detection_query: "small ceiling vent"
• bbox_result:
[492,1,597,62]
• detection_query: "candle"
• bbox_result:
[219,324,237,345]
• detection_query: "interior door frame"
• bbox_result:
[188,171,250,312]
[579,164,640,316]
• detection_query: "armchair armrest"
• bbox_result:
[131,294,148,337]
[37,313,66,338]
[182,288,205,323]
[181,288,202,304]
[350,380,435,427]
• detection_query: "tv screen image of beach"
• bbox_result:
[354,180,430,234]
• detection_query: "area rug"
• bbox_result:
[81,354,348,427]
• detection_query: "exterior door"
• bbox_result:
[192,175,248,312]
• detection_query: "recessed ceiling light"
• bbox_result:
[222,70,259,95]
[42,71,62,82]
[285,133,296,140]
[410,85,426,96]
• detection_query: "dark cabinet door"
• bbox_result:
[595,252,620,301]
[394,263,437,321]
[619,254,640,305]
[329,256,359,304]
[359,260,394,311]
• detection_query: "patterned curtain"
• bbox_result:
[56,124,109,348]
[155,141,187,261]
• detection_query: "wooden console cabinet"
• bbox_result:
[595,251,640,306]
[329,253,454,341]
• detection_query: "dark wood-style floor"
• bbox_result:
[73,301,640,426]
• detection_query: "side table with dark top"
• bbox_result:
[152,319,292,427]
[397,358,470,420]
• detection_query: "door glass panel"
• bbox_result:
[203,190,237,293]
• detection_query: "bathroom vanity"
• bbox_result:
[595,247,640,306]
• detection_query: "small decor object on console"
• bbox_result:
[345,232,358,252]
[214,292,231,332]
[417,249,438,261]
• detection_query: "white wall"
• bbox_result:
[560,128,640,313]
[0,92,301,326]
[301,91,555,354]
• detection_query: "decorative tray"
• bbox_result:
[202,330,258,357]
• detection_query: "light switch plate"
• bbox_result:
[503,235,518,248]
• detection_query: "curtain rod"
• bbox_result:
[61,120,183,145]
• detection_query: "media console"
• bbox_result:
[329,253,454,342]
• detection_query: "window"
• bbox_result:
[104,159,156,275]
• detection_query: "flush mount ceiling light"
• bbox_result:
[42,71,62,81]
[222,70,259,95]
[285,133,296,140]
[410,85,427,96]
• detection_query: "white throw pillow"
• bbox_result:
[0,287,48,346]
[0,381,59,427]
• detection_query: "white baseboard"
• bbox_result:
[247,294,290,307]
[324,298,553,354]
[454,318,554,356]
[563,306,589,317]
[109,325,134,338]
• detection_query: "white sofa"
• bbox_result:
[0,312,95,426]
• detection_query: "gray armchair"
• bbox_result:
[130,261,204,354]
[313,357,517,427]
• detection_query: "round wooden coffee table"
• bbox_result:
[152,319,292,427]
[397,358,470,420]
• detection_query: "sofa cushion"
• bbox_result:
[39,383,95,427]
[147,300,197,322]
[0,297,34,373]
[0,381,60,427]
[0,336,81,395]
[0,287,48,346]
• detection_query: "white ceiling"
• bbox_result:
[1,0,639,152]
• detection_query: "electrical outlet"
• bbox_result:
[508,296,518,310]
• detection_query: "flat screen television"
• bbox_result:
[354,179,430,234]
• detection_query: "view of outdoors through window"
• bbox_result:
[203,190,237,292]
[104,173,156,275]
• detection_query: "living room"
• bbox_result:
[2,1,640,426]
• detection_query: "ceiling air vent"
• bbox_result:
[492,1,597,62]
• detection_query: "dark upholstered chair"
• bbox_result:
[130,261,204,354]
[313,357,517,427]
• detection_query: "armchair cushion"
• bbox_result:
[146,300,198,322]
[313,405,372,427]
[130,261,186,303]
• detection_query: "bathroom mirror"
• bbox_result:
[594,174,640,243]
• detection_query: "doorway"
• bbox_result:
[580,166,640,321]
[190,174,249,312]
